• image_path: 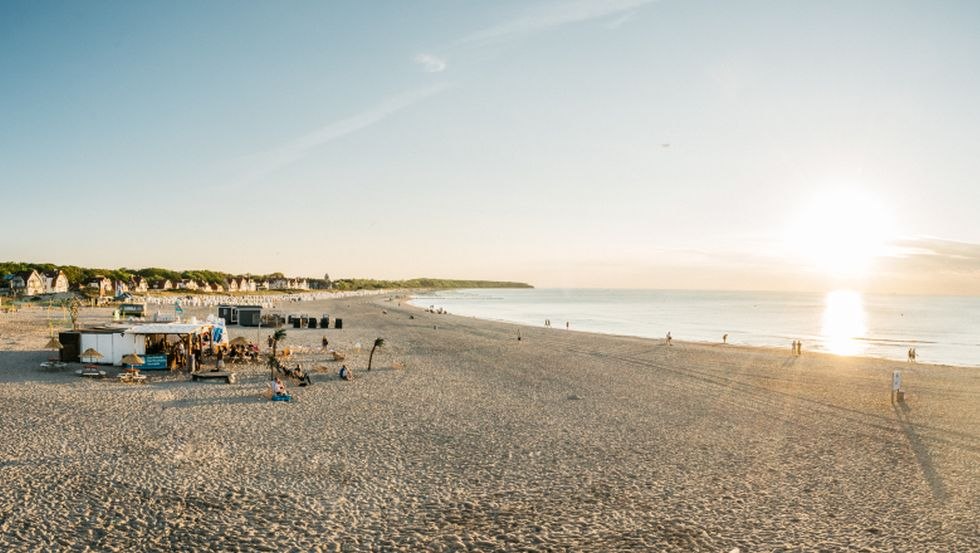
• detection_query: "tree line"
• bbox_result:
[0,262,531,291]
[0,262,303,288]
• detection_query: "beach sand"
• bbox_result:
[0,296,977,551]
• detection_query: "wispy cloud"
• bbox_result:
[414,53,447,73]
[461,0,656,45]
[886,237,980,273]
[604,10,638,29]
[235,83,451,184]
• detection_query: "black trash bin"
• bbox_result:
[308,318,317,329]
[292,318,301,328]
[334,318,343,329]
[320,316,330,328]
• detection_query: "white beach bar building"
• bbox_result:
[60,321,218,367]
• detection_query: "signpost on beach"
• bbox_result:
[892,370,903,403]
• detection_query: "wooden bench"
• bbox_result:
[191,371,238,384]
[118,373,147,384]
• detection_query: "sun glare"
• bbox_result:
[786,189,895,277]
[821,290,867,356]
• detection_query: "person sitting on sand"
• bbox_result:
[339,365,353,381]
[272,377,287,397]
[290,364,312,386]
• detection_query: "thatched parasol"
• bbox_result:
[80,348,103,364]
[229,336,250,346]
[121,353,145,367]
[45,337,63,350]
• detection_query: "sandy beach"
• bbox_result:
[1,295,977,552]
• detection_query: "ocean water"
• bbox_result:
[410,289,980,367]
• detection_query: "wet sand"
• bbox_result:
[1,295,977,551]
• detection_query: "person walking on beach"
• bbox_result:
[666,331,672,346]
[565,321,569,329]
[723,333,728,344]
[792,340,798,355]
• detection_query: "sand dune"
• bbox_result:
[0,297,977,551]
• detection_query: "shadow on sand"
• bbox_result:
[893,401,948,503]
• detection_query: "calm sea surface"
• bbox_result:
[410,289,980,367]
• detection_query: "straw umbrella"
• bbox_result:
[229,336,249,346]
[44,337,63,351]
[80,348,103,365]
[121,353,145,371]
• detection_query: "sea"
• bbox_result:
[410,289,980,368]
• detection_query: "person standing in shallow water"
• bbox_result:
[723,334,728,344]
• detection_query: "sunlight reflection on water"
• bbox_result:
[822,290,867,356]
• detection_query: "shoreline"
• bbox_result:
[404,300,976,372]
[407,290,980,369]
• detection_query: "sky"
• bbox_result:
[2,0,979,294]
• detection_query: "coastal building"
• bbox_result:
[130,277,149,293]
[176,279,199,291]
[268,278,289,290]
[230,277,256,292]
[5,270,45,296]
[226,279,239,292]
[114,280,129,297]
[150,279,173,290]
[43,270,70,294]
[268,277,310,290]
[87,276,113,297]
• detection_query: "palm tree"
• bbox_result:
[268,328,287,379]
[368,337,385,371]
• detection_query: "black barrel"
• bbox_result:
[334,318,343,329]
[307,318,317,329]
[292,318,301,328]
[320,316,329,328]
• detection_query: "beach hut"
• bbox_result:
[218,305,239,324]
[238,306,262,327]
[120,303,145,318]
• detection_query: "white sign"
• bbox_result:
[892,370,902,391]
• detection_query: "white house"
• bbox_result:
[43,271,70,294]
[87,276,113,297]
[6,270,45,296]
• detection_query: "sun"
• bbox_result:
[785,188,895,278]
